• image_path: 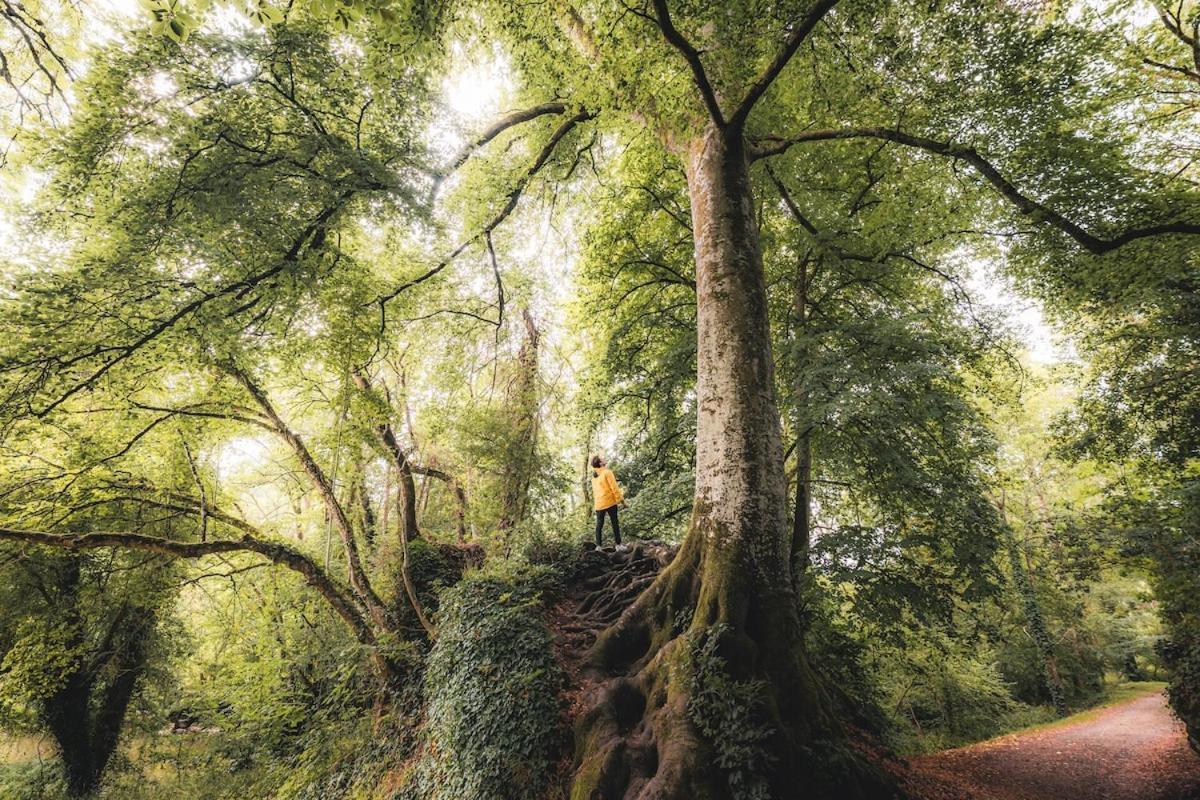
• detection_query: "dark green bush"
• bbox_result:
[398,566,564,800]
[682,625,774,800]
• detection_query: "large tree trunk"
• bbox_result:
[42,561,99,798]
[570,125,891,800]
[46,668,100,797]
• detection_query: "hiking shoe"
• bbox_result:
[615,544,628,552]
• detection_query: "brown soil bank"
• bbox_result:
[902,691,1200,800]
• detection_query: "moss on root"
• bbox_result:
[568,538,899,800]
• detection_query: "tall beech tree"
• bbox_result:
[440,4,1200,796]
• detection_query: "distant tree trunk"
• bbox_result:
[355,470,377,548]
[792,252,814,597]
[571,123,889,799]
[380,466,392,542]
[40,559,157,798]
[498,308,540,533]
[1002,522,1068,716]
[411,462,470,542]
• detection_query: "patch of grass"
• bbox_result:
[904,681,1170,755]
[1012,680,1167,736]
[0,732,51,764]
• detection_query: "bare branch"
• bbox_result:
[377,110,595,309]
[435,101,568,188]
[180,438,207,541]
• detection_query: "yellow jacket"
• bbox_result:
[591,466,624,511]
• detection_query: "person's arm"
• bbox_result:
[606,470,625,505]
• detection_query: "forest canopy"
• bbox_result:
[0,1,1198,799]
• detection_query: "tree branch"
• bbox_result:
[0,527,378,651]
[649,0,725,125]
[435,101,568,188]
[751,127,1200,255]
[220,362,392,631]
[377,110,594,309]
[729,0,840,130]
[27,194,351,418]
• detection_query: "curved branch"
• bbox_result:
[221,362,392,632]
[436,101,568,186]
[377,109,595,308]
[0,527,378,651]
[649,0,725,125]
[751,127,1200,255]
[62,491,263,541]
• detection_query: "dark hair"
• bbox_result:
[590,455,602,469]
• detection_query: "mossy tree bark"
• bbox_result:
[569,124,892,800]
[499,308,540,534]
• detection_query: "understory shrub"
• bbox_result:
[682,625,774,800]
[882,646,1025,752]
[398,566,564,800]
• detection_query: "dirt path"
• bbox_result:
[906,691,1200,800]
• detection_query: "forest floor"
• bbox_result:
[903,688,1200,800]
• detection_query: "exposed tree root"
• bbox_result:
[553,543,676,671]
[560,537,898,800]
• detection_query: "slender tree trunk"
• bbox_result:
[1002,526,1068,716]
[396,459,420,542]
[571,124,889,800]
[352,371,420,542]
[396,493,436,639]
[499,308,540,533]
[357,472,377,548]
[411,463,469,542]
[582,432,594,523]
[791,253,813,592]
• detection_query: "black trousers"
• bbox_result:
[594,505,621,545]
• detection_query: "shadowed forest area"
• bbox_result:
[0,1,1199,798]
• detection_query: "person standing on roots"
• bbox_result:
[591,455,626,549]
